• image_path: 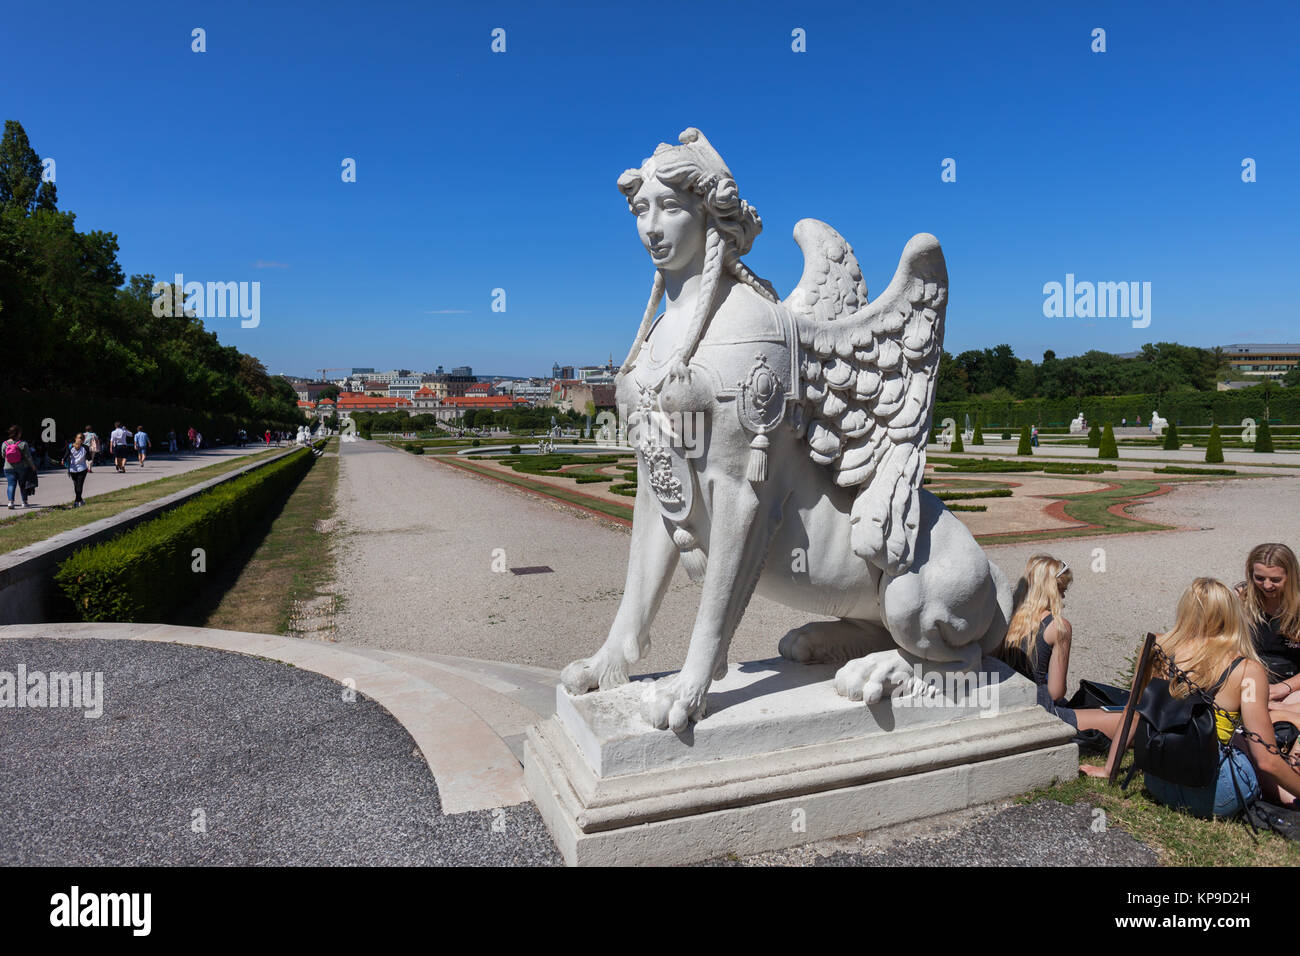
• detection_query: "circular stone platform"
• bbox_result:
[0,637,559,865]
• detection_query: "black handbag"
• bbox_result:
[1065,680,1130,710]
[1131,657,1243,788]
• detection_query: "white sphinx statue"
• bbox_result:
[1150,410,1167,436]
[1069,413,1086,434]
[561,128,1013,731]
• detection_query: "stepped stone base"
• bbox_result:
[524,656,1078,866]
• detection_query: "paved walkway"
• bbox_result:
[5,445,272,512]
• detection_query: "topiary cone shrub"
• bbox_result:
[1087,422,1101,448]
[1205,424,1224,463]
[1255,421,1274,453]
[1017,425,1033,456]
[1001,430,1011,440]
[1162,423,1179,450]
[972,420,984,445]
[951,430,964,452]
[1098,423,1119,459]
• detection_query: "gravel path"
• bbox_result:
[0,638,560,866]
[334,439,817,673]
[337,440,1299,689]
[708,800,1158,866]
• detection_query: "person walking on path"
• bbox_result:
[3,425,37,509]
[62,433,90,506]
[110,422,131,472]
[1031,425,1039,448]
[167,428,177,453]
[134,425,151,468]
[187,425,197,451]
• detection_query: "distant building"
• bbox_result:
[1220,344,1300,380]
[294,382,335,402]
[388,374,422,400]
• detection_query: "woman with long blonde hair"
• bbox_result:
[998,554,1121,737]
[1121,577,1300,814]
[1236,543,1300,708]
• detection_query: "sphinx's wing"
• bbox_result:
[788,228,947,574]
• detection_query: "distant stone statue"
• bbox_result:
[1150,410,1167,436]
[1069,413,1086,434]
[561,128,1012,731]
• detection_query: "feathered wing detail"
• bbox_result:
[784,222,947,575]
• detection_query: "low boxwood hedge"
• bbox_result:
[54,447,314,622]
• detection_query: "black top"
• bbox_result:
[1251,611,1300,683]
[1005,614,1054,686]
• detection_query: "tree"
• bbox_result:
[972,417,984,445]
[1205,424,1224,463]
[0,120,56,214]
[1255,420,1274,453]
[1017,425,1033,456]
[1163,423,1180,450]
[1098,423,1118,459]
[1087,422,1101,448]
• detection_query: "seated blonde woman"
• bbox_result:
[997,554,1123,739]
[1236,543,1300,727]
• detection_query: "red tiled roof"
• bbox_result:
[439,396,529,408]
[337,396,413,408]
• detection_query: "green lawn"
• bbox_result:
[436,456,634,522]
[191,440,340,635]
[0,448,283,554]
[1025,756,1300,866]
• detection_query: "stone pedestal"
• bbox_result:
[524,657,1077,866]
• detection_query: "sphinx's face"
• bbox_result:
[631,174,707,273]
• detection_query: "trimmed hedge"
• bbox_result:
[1205,424,1224,463]
[1255,421,1274,453]
[936,385,1300,430]
[1017,425,1033,456]
[1087,422,1101,448]
[54,448,314,622]
[1098,423,1119,459]
[1162,423,1180,450]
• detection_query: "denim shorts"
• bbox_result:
[1144,746,1260,819]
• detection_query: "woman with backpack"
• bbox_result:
[2,425,37,510]
[1095,578,1300,816]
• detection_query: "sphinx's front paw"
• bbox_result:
[834,649,929,704]
[561,647,629,695]
[641,673,709,732]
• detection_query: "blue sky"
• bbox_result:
[5,0,1297,378]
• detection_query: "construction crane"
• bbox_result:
[316,367,351,382]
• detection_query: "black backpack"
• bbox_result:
[1130,657,1243,787]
